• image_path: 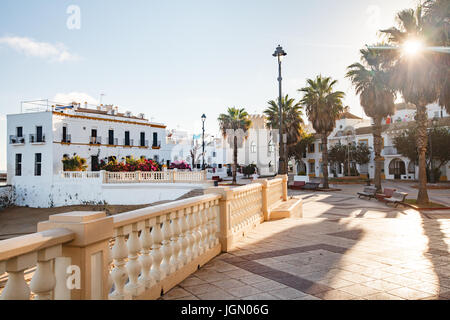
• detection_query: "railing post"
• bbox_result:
[253,179,269,221]
[276,174,288,201]
[101,170,107,183]
[203,170,207,181]
[37,211,113,300]
[205,187,233,252]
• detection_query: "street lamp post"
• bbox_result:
[273,45,287,175]
[201,114,206,170]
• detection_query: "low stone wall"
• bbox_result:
[0,185,14,209]
[12,180,211,208]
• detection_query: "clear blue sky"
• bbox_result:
[0,0,416,170]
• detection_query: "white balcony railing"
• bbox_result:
[9,135,25,144]
[104,170,207,184]
[29,134,45,143]
[90,136,102,144]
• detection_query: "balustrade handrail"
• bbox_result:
[0,228,75,263]
[112,194,221,229]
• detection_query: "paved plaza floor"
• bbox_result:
[162,189,450,300]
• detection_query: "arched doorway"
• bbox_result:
[297,161,307,175]
[389,158,406,179]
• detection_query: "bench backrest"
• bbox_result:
[384,188,396,197]
[294,181,306,187]
[363,187,376,194]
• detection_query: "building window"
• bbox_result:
[251,142,256,153]
[36,126,43,142]
[16,127,23,137]
[153,132,158,147]
[309,161,315,173]
[108,130,114,145]
[140,132,146,146]
[319,143,324,152]
[358,139,369,146]
[212,152,216,157]
[308,144,315,153]
[124,131,130,146]
[15,154,22,176]
[35,153,42,176]
[140,156,146,160]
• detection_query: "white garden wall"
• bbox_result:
[11,176,210,208]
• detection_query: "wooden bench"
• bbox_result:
[385,192,408,207]
[212,176,223,182]
[376,188,396,202]
[289,181,306,190]
[357,186,377,200]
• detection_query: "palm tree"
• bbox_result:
[423,0,450,114]
[381,4,446,204]
[299,75,345,189]
[346,46,397,192]
[218,107,252,184]
[263,95,304,173]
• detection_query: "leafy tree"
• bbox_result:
[299,75,345,188]
[394,126,450,181]
[291,133,316,163]
[242,164,257,178]
[218,107,252,184]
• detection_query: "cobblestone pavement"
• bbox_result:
[162,191,450,300]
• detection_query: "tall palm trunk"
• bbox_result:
[373,117,383,193]
[321,135,329,189]
[233,135,238,184]
[416,105,429,204]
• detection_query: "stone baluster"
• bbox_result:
[190,206,199,258]
[185,207,195,261]
[195,205,204,255]
[177,209,188,266]
[169,212,182,270]
[109,227,130,300]
[160,215,174,276]
[125,223,143,297]
[212,200,219,246]
[0,252,36,300]
[150,217,164,281]
[139,219,156,289]
[30,245,61,300]
[202,203,210,251]
[207,202,215,248]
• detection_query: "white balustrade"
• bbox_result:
[0,229,74,301]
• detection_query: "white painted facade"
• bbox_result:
[166,115,279,177]
[296,104,450,181]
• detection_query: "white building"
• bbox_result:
[296,103,450,181]
[6,102,175,207]
[165,114,279,177]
